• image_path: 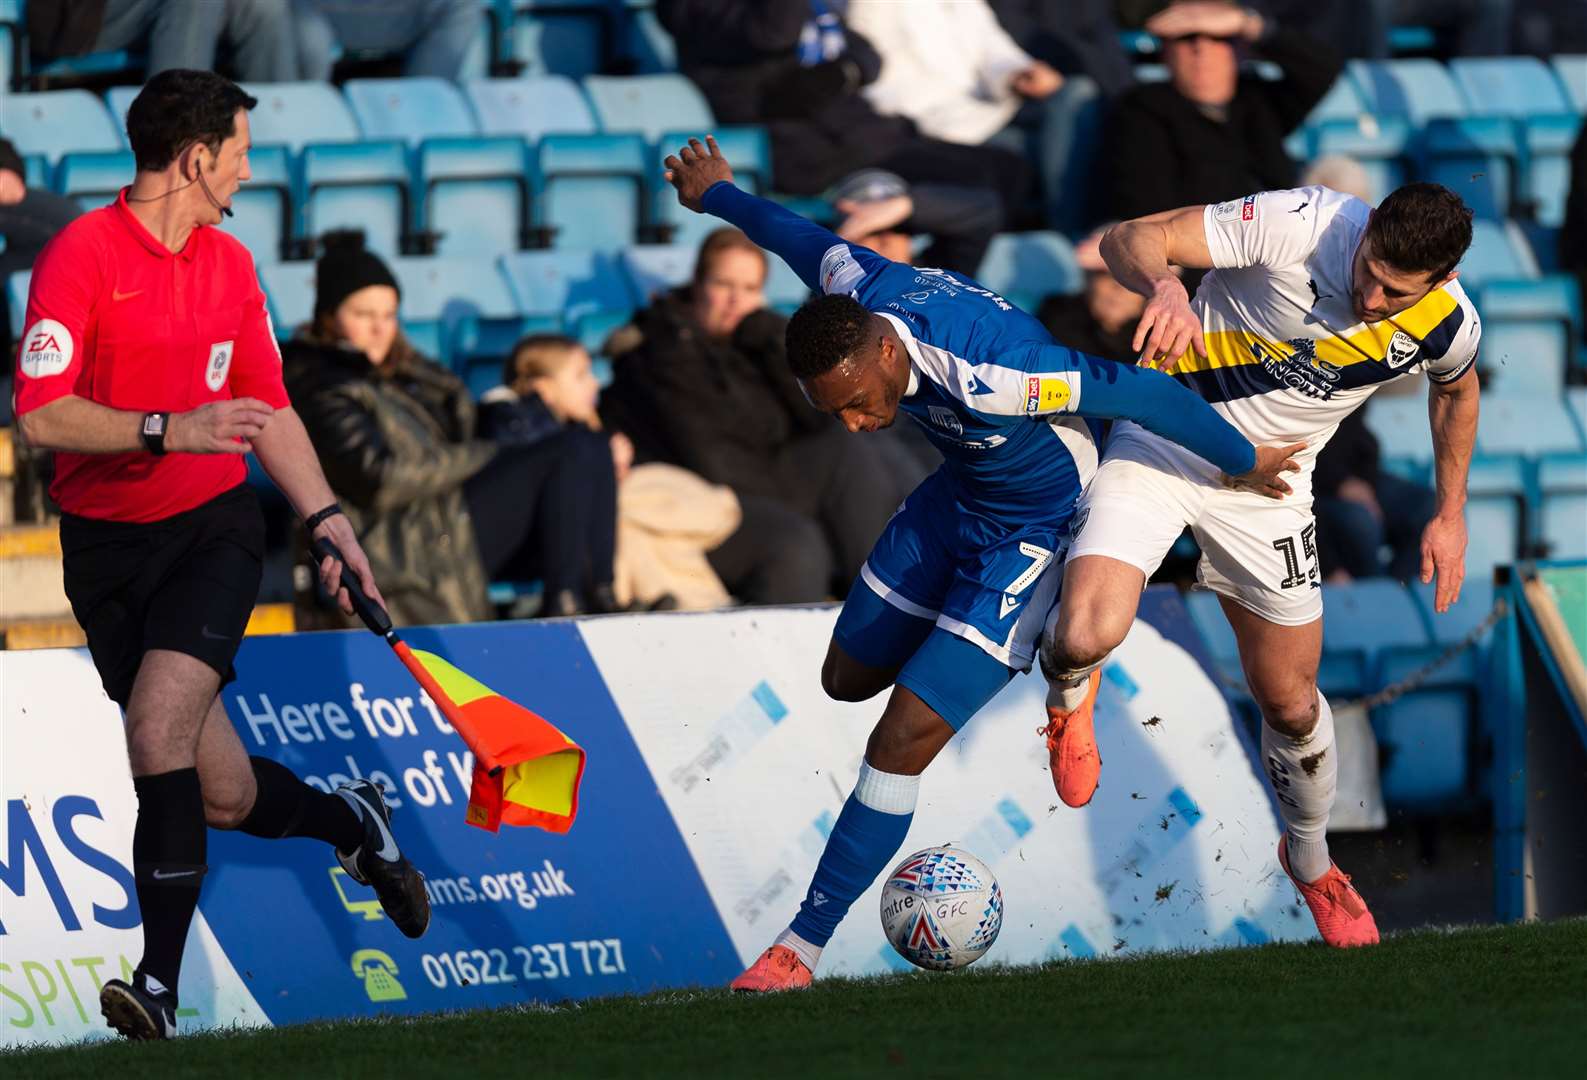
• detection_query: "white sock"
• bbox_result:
[1261,689,1338,884]
[775,927,823,972]
[1046,675,1092,713]
[852,760,920,814]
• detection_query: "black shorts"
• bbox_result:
[60,484,265,708]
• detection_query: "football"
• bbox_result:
[880,845,1003,971]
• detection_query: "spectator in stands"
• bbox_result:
[845,0,1100,230]
[292,0,485,81]
[1313,407,1436,583]
[285,233,621,625]
[1563,125,1587,352]
[1303,154,1375,204]
[26,0,297,81]
[486,334,751,613]
[0,138,81,364]
[987,0,1135,97]
[1037,224,1147,363]
[601,227,922,596]
[658,0,1025,272]
[1102,1,1341,222]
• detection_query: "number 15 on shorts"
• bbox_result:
[1271,522,1320,591]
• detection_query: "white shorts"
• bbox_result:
[1068,422,1323,626]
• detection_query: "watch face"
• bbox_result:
[143,414,165,437]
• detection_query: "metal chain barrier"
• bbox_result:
[1215,597,1509,711]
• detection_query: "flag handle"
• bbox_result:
[311,536,502,777]
[311,537,395,640]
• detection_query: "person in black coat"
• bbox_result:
[656,0,1026,270]
[601,227,924,594]
[1103,1,1342,221]
[0,138,81,365]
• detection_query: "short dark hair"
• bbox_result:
[1364,183,1474,282]
[786,294,872,379]
[126,69,257,173]
[504,332,582,390]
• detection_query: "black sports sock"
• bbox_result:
[131,768,207,996]
[237,756,363,853]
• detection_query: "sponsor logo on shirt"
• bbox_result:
[1025,376,1072,413]
[205,340,235,392]
[1385,329,1420,370]
[19,319,73,378]
[1241,195,1257,222]
[1248,336,1341,399]
[1212,199,1243,222]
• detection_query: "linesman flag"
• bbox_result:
[314,539,585,833]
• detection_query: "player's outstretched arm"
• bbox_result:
[664,135,862,293]
[1060,350,1302,498]
[1101,206,1213,369]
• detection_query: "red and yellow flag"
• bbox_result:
[394,642,585,833]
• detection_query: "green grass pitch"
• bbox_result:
[7,919,1584,1078]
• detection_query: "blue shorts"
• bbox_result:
[831,468,1067,729]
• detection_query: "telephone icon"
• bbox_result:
[350,949,407,1002]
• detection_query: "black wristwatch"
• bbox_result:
[304,502,345,534]
[141,411,169,456]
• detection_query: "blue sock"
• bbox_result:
[786,761,918,960]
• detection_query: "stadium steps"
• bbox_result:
[0,603,297,651]
[0,522,69,621]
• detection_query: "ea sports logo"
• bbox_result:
[19,319,73,378]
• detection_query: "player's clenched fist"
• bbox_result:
[1133,277,1208,371]
[169,397,275,454]
[664,135,735,213]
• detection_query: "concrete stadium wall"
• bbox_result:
[0,587,1312,1046]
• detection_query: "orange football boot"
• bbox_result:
[1277,833,1380,948]
[730,945,813,992]
[1038,668,1103,807]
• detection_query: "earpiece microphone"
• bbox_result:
[196,169,234,218]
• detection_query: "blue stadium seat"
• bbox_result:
[259,261,318,334]
[624,4,677,73]
[1456,220,1539,289]
[1347,59,1468,125]
[536,133,649,249]
[1538,454,1587,560]
[1321,579,1430,697]
[619,243,696,303]
[301,141,410,255]
[1552,55,1587,114]
[1569,388,1587,437]
[510,5,608,79]
[1522,114,1583,229]
[417,136,531,256]
[1419,116,1518,220]
[1304,74,1371,126]
[344,78,479,144]
[1449,57,1573,120]
[6,270,29,339]
[652,127,770,246]
[1370,645,1476,811]
[390,255,524,369]
[241,82,361,149]
[1,90,122,162]
[500,248,632,325]
[57,150,134,210]
[1,24,11,92]
[765,253,810,313]
[463,76,597,140]
[1183,589,1259,724]
[1311,116,1412,203]
[975,232,1083,313]
[1475,395,1583,457]
[22,155,47,189]
[104,85,138,138]
[1362,393,1434,466]
[223,144,293,264]
[1478,277,1578,395]
[1460,457,1532,580]
[571,309,633,363]
[584,73,713,141]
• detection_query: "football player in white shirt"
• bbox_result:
[1037,182,1481,948]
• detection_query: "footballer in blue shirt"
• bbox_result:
[663,137,1303,991]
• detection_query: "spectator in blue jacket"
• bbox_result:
[293,0,485,80]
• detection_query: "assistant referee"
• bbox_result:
[13,70,430,1042]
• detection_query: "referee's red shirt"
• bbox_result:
[13,190,289,522]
